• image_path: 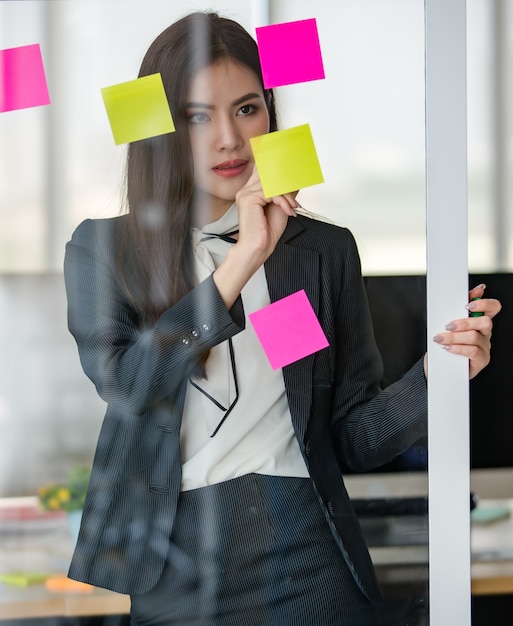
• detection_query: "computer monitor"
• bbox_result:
[361,273,512,474]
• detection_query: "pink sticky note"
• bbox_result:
[255,18,325,89]
[0,44,50,113]
[249,290,329,370]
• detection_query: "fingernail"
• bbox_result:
[445,323,457,331]
[473,283,486,290]
[466,301,477,311]
[433,335,444,343]
[441,345,452,351]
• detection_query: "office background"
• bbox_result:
[1,3,513,624]
[0,0,511,498]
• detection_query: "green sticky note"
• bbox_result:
[101,73,175,145]
[250,124,324,198]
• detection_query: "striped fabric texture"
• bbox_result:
[64,214,428,614]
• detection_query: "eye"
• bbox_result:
[188,112,210,124]
[237,104,257,116]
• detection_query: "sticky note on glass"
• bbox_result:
[255,18,325,89]
[0,43,50,113]
[101,73,175,145]
[249,290,329,370]
[45,574,94,593]
[250,124,323,198]
[0,571,51,586]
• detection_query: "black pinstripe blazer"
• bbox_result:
[64,214,427,601]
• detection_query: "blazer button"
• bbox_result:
[327,501,335,517]
[190,326,201,339]
[201,321,213,332]
[181,336,190,346]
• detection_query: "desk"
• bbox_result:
[0,497,129,620]
[1,497,512,620]
[0,585,129,620]
[471,498,513,595]
[369,498,513,597]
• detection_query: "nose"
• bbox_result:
[215,116,243,152]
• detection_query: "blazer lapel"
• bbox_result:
[264,218,320,443]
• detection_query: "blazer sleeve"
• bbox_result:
[64,218,246,416]
[330,229,428,472]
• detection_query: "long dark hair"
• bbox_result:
[117,12,278,330]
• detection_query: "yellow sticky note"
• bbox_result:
[250,124,324,198]
[0,571,50,586]
[101,73,175,145]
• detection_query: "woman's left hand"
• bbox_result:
[426,284,502,379]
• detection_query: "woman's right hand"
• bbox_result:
[234,164,298,265]
[213,165,298,309]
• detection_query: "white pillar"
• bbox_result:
[251,0,270,30]
[425,0,471,624]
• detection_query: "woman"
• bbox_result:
[64,12,501,625]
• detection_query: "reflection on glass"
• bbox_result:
[275,2,429,623]
[0,1,510,624]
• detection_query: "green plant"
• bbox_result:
[38,465,90,512]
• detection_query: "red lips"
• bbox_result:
[212,159,249,178]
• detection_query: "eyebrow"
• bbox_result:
[186,92,263,110]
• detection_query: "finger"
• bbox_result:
[439,341,487,361]
[466,284,486,320]
[281,193,299,214]
[271,193,298,210]
[283,190,300,204]
[442,315,493,335]
[433,328,489,349]
[268,194,297,217]
[433,335,491,375]
[465,297,502,319]
[266,192,290,206]
[441,342,490,380]
[468,283,486,300]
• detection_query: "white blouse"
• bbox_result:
[180,204,309,491]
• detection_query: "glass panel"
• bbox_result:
[467,0,513,273]
[274,1,429,623]
[3,1,510,623]
[1,1,428,623]
[467,1,513,620]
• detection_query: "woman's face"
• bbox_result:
[186,59,270,224]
